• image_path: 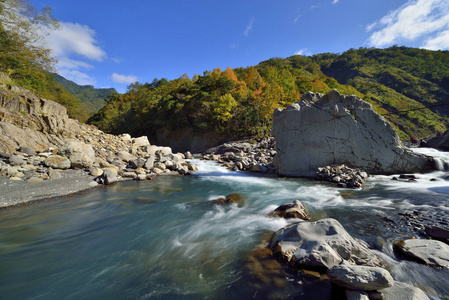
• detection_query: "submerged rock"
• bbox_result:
[270,218,383,270]
[272,90,434,177]
[393,239,449,267]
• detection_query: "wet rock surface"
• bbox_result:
[316,164,368,188]
[268,200,311,220]
[327,265,394,291]
[393,239,449,267]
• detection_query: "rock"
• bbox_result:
[393,239,449,267]
[186,161,198,171]
[212,193,245,207]
[122,171,138,179]
[9,176,22,181]
[90,168,104,177]
[425,225,449,241]
[27,177,43,183]
[346,290,369,300]
[184,151,193,159]
[44,156,71,169]
[144,156,155,169]
[270,218,383,270]
[327,265,394,291]
[132,136,151,147]
[129,158,146,169]
[120,133,132,143]
[48,169,61,179]
[145,145,172,155]
[59,140,95,168]
[154,162,166,170]
[381,281,430,300]
[269,200,311,220]
[115,150,138,163]
[103,169,118,185]
[9,154,25,166]
[18,146,36,156]
[272,90,434,176]
[426,129,449,151]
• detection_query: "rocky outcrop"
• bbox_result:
[272,90,435,176]
[270,218,383,270]
[0,84,80,153]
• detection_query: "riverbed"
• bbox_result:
[0,149,448,299]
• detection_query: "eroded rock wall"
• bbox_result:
[0,84,80,153]
[272,90,434,176]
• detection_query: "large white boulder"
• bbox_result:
[272,90,434,176]
[270,218,383,270]
[327,265,394,291]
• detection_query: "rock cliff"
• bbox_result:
[0,83,80,153]
[272,90,434,176]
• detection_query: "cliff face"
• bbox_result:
[272,90,435,176]
[0,84,80,153]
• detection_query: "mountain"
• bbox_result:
[52,73,116,113]
[88,47,449,142]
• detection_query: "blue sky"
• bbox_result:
[30,0,449,93]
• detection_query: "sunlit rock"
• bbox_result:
[272,90,435,176]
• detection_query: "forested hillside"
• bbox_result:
[88,62,362,139]
[89,47,449,141]
[0,1,92,122]
[53,73,116,114]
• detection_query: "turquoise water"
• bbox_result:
[0,156,448,299]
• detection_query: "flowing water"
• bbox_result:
[0,149,448,299]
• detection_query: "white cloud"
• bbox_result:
[295,48,309,56]
[244,17,255,36]
[111,73,138,84]
[367,0,449,49]
[332,0,339,4]
[46,22,106,61]
[59,69,97,86]
[44,22,107,86]
[423,30,449,49]
[310,5,320,10]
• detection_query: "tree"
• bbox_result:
[0,0,59,72]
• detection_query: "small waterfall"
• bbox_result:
[411,147,449,171]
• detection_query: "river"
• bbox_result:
[0,148,448,299]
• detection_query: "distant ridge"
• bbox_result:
[52,73,117,113]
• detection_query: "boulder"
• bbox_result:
[48,169,61,179]
[346,290,369,300]
[327,265,394,291]
[426,129,449,151]
[272,90,434,176]
[425,225,449,241]
[144,156,155,169]
[120,133,132,143]
[381,281,430,300]
[59,140,95,168]
[393,239,449,267]
[269,200,311,220]
[115,150,138,163]
[27,177,44,184]
[9,154,25,166]
[18,146,36,156]
[132,136,151,147]
[270,218,383,270]
[129,158,146,169]
[103,169,118,185]
[44,156,71,169]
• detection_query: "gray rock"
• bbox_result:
[269,200,311,220]
[44,156,71,169]
[18,146,36,156]
[144,156,155,169]
[327,265,394,291]
[393,239,449,267]
[270,218,383,270]
[9,155,25,166]
[184,151,193,159]
[132,136,151,147]
[381,281,430,300]
[129,158,146,169]
[59,140,95,168]
[115,150,137,163]
[272,90,434,176]
[122,171,138,179]
[425,225,449,241]
[103,169,118,185]
[346,290,369,300]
